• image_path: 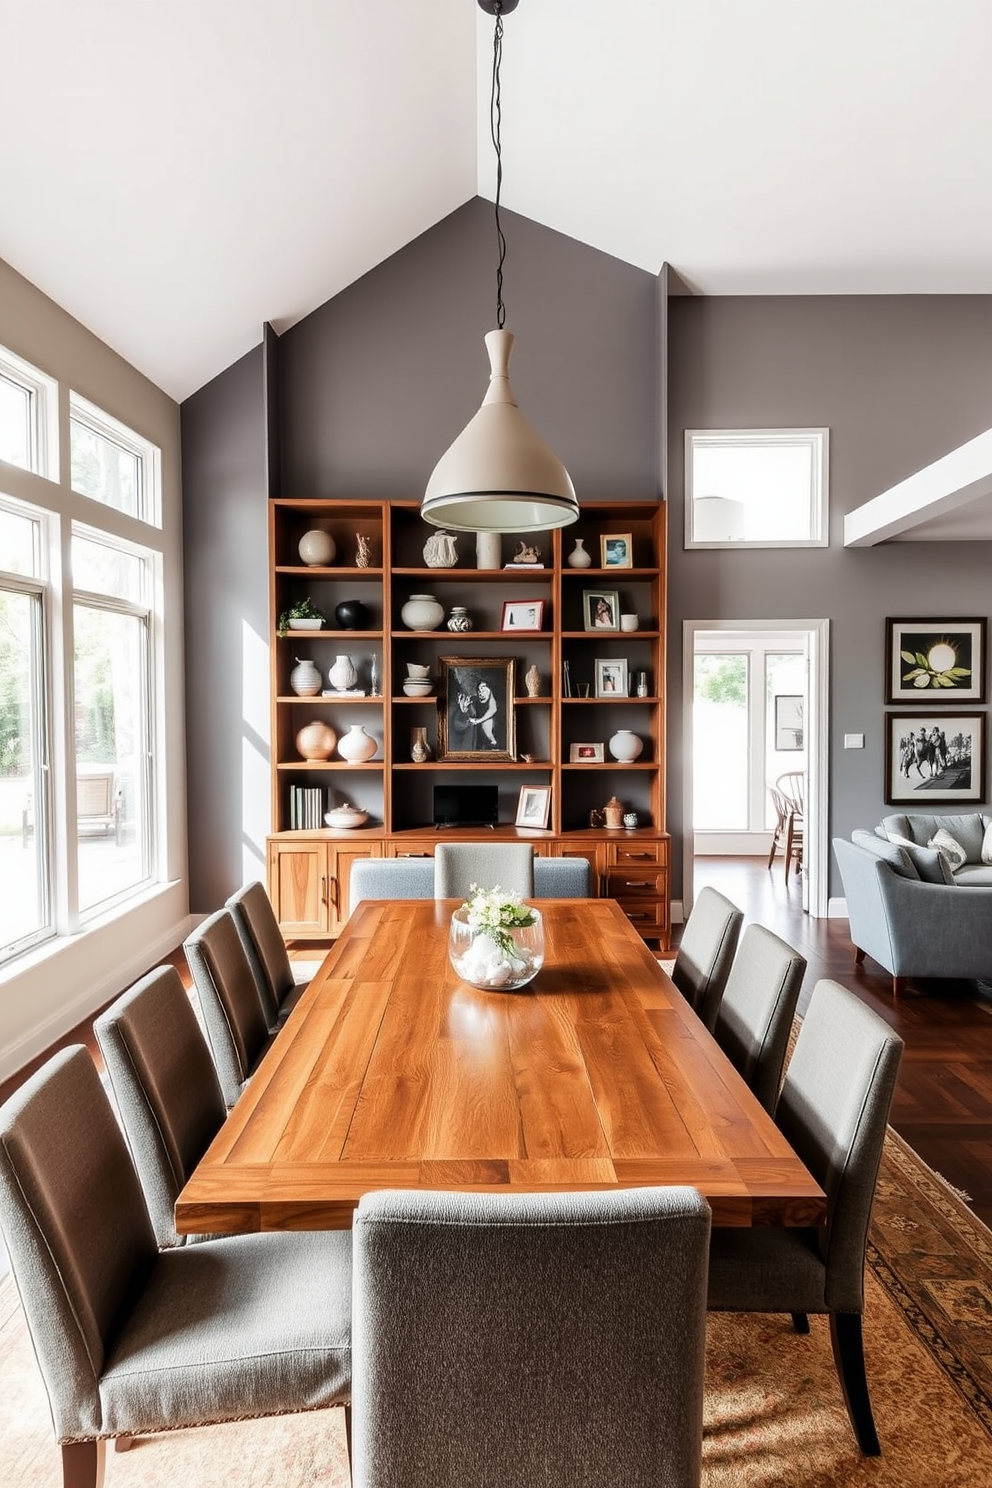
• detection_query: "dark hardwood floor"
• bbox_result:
[3,864,991,1230]
[692,855,992,1230]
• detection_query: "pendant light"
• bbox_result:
[422,0,578,534]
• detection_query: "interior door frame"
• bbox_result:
[681,617,830,920]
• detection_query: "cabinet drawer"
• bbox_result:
[615,898,669,933]
[612,842,667,868]
[605,868,667,896]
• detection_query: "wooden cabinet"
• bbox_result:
[266,498,669,946]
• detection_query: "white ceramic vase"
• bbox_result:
[298,529,336,566]
[328,655,358,691]
[446,606,472,632]
[400,594,444,631]
[289,658,322,697]
[475,531,502,569]
[338,724,378,762]
[567,537,592,568]
[608,729,643,763]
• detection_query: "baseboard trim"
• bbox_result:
[827,896,848,919]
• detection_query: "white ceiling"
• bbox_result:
[3,0,992,409]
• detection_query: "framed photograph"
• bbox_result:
[595,658,628,698]
[885,618,987,704]
[515,784,551,828]
[583,589,620,631]
[437,656,516,762]
[884,712,986,804]
[774,694,804,751]
[601,533,633,568]
[569,742,604,763]
[501,598,545,632]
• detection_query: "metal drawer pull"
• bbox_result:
[624,852,653,860]
[627,911,650,921]
[625,880,655,888]
[399,852,430,858]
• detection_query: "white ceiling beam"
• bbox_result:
[843,428,992,546]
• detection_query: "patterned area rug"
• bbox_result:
[1,1131,990,1486]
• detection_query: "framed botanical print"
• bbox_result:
[437,656,516,762]
[885,618,987,704]
[884,712,986,804]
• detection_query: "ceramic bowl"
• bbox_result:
[406,663,431,679]
[324,806,369,830]
[403,681,433,697]
[288,617,323,630]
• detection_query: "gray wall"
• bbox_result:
[181,344,267,911]
[182,198,659,908]
[667,294,992,896]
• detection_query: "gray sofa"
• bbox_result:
[350,854,591,910]
[833,811,992,995]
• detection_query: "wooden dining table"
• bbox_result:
[176,898,826,1235]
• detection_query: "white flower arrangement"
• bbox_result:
[461,883,537,957]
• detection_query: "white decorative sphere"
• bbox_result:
[608,729,643,763]
[298,529,336,565]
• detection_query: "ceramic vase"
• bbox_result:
[289,658,322,697]
[608,729,643,763]
[400,594,444,631]
[338,724,377,762]
[335,599,369,630]
[623,811,639,828]
[410,726,432,763]
[295,721,337,760]
[525,664,540,697]
[328,655,358,691]
[567,537,592,569]
[298,528,335,566]
[446,606,472,632]
[423,531,458,567]
[475,531,502,569]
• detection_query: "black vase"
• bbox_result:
[335,599,370,630]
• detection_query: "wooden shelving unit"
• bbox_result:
[267,498,669,945]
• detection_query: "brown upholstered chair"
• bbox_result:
[670,885,744,1031]
[226,880,309,1029]
[183,908,277,1108]
[712,923,806,1114]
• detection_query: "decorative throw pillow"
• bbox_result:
[927,827,967,874]
[886,833,956,885]
[983,819,992,866]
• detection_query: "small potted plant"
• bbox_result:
[277,597,327,635]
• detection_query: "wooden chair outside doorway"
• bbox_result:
[767,772,804,881]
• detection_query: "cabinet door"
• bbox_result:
[329,844,383,932]
[268,841,330,936]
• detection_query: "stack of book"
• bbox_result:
[289,784,324,829]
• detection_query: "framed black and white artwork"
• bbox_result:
[885,618,987,704]
[437,657,516,762]
[884,712,986,804]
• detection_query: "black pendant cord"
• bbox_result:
[490,0,507,329]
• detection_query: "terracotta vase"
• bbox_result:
[295,721,337,760]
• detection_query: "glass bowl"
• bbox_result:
[448,905,544,991]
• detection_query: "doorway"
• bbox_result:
[681,619,829,920]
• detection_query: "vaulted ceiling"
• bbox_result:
[2,0,991,406]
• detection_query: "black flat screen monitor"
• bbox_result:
[433,784,499,828]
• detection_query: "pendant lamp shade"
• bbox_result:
[422,330,578,533]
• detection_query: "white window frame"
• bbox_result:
[69,391,162,528]
[0,496,53,961]
[0,345,59,480]
[684,428,829,549]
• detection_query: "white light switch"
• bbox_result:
[844,733,865,749]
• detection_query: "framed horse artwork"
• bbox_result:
[885,712,986,804]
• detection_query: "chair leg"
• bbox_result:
[854,946,866,965]
[344,1403,353,1471]
[892,976,907,998]
[829,1311,881,1456]
[114,1435,134,1452]
[61,1440,106,1488]
[791,1310,810,1334]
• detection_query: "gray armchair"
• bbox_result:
[712,923,806,1114]
[351,1185,711,1488]
[671,885,744,1031]
[94,965,227,1247]
[707,979,903,1455]
[183,908,276,1107]
[0,1046,351,1488]
[226,879,309,1028]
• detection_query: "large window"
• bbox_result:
[0,346,164,968]
[0,503,50,959]
[72,530,154,917]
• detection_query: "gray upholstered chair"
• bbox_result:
[350,854,590,910]
[226,879,309,1028]
[0,1046,351,1488]
[707,978,904,1455]
[183,908,276,1108]
[93,965,227,1248]
[434,841,535,899]
[712,923,806,1114]
[351,1185,711,1488]
[670,885,744,1031]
